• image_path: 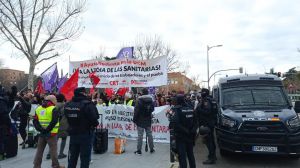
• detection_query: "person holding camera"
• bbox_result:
[195,88,217,165]
[169,94,197,168]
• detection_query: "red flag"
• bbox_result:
[89,72,100,86]
[117,87,129,96]
[35,79,45,94]
[89,72,100,95]
[60,69,79,101]
[105,88,114,98]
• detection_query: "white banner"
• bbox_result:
[69,56,167,88]
[97,105,170,143]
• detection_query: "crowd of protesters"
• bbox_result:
[0,84,218,168]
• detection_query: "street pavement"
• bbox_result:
[1,137,300,168]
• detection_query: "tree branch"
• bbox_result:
[37,8,81,56]
[36,53,59,65]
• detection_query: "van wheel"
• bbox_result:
[220,149,230,156]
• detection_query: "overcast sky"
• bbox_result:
[1,0,300,86]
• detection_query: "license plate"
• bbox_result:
[252,146,278,152]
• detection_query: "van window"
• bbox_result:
[222,86,288,107]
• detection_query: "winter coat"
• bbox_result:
[133,95,155,128]
[57,102,68,138]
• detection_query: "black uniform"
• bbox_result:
[171,95,197,168]
[195,88,217,164]
[0,87,10,160]
[65,87,99,168]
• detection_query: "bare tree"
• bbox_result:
[90,46,106,60]
[134,35,179,72]
[191,74,200,86]
[0,0,86,89]
[179,61,190,76]
[190,74,200,91]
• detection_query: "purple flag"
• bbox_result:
[57,73,68,92]
[116,47,134,59]
[148,87,156,95]
[40,63,58,92]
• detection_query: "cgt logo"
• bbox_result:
[109,81,119,86]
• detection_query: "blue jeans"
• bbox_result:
[68,132,93,168]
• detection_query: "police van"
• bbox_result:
[213,74,300,157]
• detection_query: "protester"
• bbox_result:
[33,95,64,168]
[0,85,11,160]
[109,94,120,105]
[64,87,99,168]
[124,92,135,106]
[56,94,68,159]
[170,94,197,168]
[17,92,32,148]
[195,88,217,164]
[133,88,155,155]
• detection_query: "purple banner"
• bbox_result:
[41,63,58,92]
[116,47,134,59]
[148,87,156,95]
[57,74,68,91]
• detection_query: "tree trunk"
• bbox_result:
[28,62,36,91]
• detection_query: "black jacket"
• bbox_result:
[0,95,11,128]
[172,104,198,143]
[65,94,99,135]
[133,95,154,128]
[195,97,217,128]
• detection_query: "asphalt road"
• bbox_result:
[1,137,300,168]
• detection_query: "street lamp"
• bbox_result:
[207,44,223,91]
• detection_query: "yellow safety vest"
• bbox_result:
[124,100,133,106]
[35,106,60,134]
[109,100,120,106]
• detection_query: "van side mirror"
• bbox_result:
[294,101,300,113]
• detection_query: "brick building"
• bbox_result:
[0,68,28,90]
[159,72,200,94]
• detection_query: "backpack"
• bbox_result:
[139,99,154,117]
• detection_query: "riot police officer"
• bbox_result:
[195,88,217,164]
[170,94,197,168]
[65,87,99,168]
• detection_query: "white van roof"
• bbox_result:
[218,74,281,84]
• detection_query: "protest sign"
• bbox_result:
[96,105,170,143]
[69,56,167,88]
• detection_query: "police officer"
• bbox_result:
[33,95,64,168]
[64,87,99,168]
[195,88,217,164]
[171,94,197,168]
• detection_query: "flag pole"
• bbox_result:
[40,62,57,76]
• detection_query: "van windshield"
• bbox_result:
[222,86,289,108]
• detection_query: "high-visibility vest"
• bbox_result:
[124,100,133,106]
[109,100,120,106]
[35,106,59,134]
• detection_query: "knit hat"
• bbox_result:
[45,95,57,105]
